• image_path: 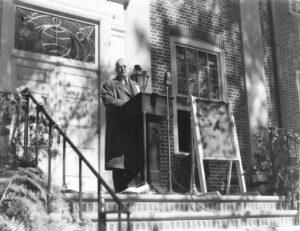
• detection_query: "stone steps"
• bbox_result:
[65,193,300,231]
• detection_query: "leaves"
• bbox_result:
[1,92,84,229]
[253,126,300,205]
[0,165,83,231]
[0,215,25,231]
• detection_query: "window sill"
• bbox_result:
[174,151,190,157]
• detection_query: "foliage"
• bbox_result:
[253,127,300,205]
[0,91,60,169]
[0,166,82,231]
[0,91,84,230]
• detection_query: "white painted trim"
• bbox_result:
[14,0,109,21]
[12,50,99,71]
[170,36,227,155]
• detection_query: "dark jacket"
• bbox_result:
[101,78,139,170]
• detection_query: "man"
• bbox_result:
[101,58,140,192]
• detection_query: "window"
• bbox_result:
[290,0,300,15]
[15,7,96,63]
[171,37,226,154]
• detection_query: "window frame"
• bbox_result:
[170,36,227,155]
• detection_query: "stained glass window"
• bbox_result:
[15,7,96,63]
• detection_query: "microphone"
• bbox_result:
[164,72,172,86]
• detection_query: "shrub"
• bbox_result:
[253,127,300,207]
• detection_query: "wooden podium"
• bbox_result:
[123,93,168,191]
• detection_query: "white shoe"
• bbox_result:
[121,183,150,194]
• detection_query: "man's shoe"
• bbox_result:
[127,173,143,188]
[121,183,150,194]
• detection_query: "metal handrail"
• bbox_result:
[12,89,130,231]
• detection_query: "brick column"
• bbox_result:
[240,0,269,161]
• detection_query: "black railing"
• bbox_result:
[2,89,130,231]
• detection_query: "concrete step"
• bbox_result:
[66,193,289,213]
[65,193,299,231]
[85,210,298,221]
[100,225,300,231]
[84,210,298,231]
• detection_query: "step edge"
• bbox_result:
[64,193,284,203]
[82,210,299,222]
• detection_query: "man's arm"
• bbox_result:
[101,81,126,112]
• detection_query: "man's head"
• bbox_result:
[115,58,128,80]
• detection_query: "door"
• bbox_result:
[11,4,99,193]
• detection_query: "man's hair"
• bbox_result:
[115,58,127,68]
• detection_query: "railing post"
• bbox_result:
[98,181,106,231]
[127,211,130,231]
[62,137,67,190]
[118,205,121,231]
[79,157,83,220]
[24,93,29,160]
[35,106,39,166]
[47,121,53,213]
[268,127,274,189]
[285,131,294,209]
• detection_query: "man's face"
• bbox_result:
[115,59,128,78]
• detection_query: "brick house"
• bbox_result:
[0,0,299,194]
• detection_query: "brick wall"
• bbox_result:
[270,0,300,132]
[149,0,250,192]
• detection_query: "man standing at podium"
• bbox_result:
[101,58,140,193]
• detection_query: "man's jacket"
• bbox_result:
[101,78,140,170]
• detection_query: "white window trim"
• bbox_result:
[170,36,227,156]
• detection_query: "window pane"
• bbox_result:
[175,45,220,100]
[192,82,198,96]
[187,64,197,82]
[197,51,207,66]
[208,54,218,69]
[210,84,219,99]
[187,48,197,64]
[15,7,95,63]
[198,67,208,83]
[176,45,186,61]
[209,69,219,85]
[177,110,191,152]
[177,77,188,95]
[177,61,187,77]
[198,82,209,98]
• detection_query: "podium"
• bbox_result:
[123,93,168,191]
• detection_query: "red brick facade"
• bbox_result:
[149,0,250,192]
[270,0,300,132]
[149,0,299,193]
